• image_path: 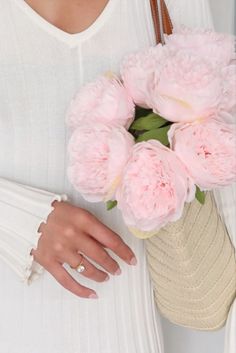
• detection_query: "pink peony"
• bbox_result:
[121,44,169,108]
[67,123,134,202]
[220,65,236,114]
[165,26,236,67]
[150,51,223,123]
[66,76,135,129]
[116,140,195,238]
[168,118,236,190]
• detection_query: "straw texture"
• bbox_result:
[146,192,236,330]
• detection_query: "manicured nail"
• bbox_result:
[89,293,98,299]
[130,257,137,266]
[114,268,122,276]
[105,275,110,281]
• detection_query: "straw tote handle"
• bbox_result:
[150,0,173,43]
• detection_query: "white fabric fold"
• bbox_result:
[214,184,236,353]
[0,177,67,284]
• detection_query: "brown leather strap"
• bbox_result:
[150,0,173,44]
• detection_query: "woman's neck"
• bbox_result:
[24,0,109,34]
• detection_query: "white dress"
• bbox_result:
[0,0,234,352]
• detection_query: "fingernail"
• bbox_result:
[114,268,122,276]
[105,275,110,281]
[89,293,98,299]
[130,257,137,266]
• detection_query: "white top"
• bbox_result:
[0,0,234,352]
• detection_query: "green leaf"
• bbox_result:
[130,113,168,131]
[136,125,170,146]
[135,107,153,119]
[106,200,118,211]
[195,186,206,205]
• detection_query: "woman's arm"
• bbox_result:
[166,0,214,29]
[214,184,236,353]
[0,177,67,283]
[163,2,235,353]
[0,177,136,298]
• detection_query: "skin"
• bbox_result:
[29,0,137,299]
[25,0,110,34]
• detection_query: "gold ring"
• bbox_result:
[72,255,86,273]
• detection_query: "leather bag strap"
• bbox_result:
[150,0,173,44]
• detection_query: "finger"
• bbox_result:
[61,251,110,283]
[48,263,98,299]
[84,216,137,265]
[78,235,122,276]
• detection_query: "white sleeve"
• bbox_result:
[214,184,236,353]
[208,0,235,34]
[166,0,214,29]
[0,177,67,285]
[211,0,236,347]
[166,0,236,351]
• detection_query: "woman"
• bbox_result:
[0,1,234,353]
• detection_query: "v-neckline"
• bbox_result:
[13,0,118,47]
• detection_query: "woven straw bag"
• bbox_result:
[147,0,236,330]
[146,193,236,330]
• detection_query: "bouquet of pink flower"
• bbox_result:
[66,27,236,239]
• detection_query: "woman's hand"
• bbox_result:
[31,201,137,299]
